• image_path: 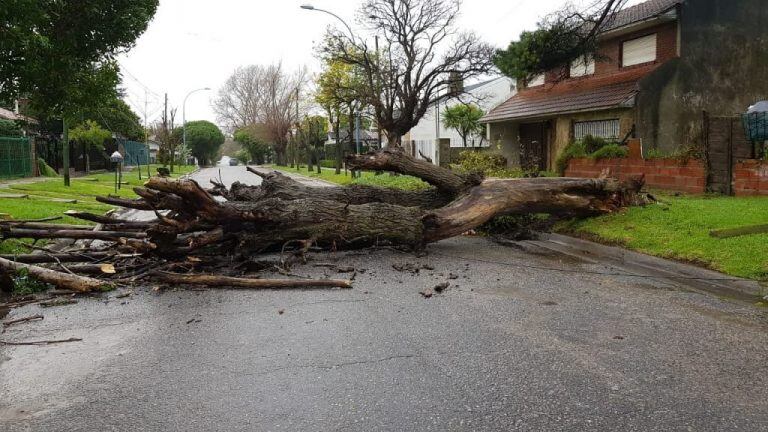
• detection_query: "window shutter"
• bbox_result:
[528,74,545,87]
[570,56,595,77]
[622,34,657,67]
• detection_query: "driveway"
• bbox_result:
[2,166,767,431]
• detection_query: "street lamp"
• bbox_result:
[300,4,355,41]
[182,87,211,167]
[110,151,124,193]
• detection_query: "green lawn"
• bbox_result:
[557,194,768,280]
[0,165,196,254]
[264,165,429,190]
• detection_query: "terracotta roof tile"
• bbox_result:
[481,65,662,123]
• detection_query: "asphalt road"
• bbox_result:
[1,166,767,431]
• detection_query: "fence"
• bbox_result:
[120,139,150,166]
[0,136,33,179]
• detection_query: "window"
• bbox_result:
[570,56,595,77]
[574,119,620,140]
[527,73,545,87]
[622,34,657,67]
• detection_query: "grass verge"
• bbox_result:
[263,165,429,190]
[0,165,196,254]
[556,193,768,280]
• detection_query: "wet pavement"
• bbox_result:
[1,167,768,431]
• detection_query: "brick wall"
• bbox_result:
[733,160,768,196]
[566,157,706,194]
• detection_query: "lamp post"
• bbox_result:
[110,151,124,194]
[300,4,355,41]
[182,87,211,168]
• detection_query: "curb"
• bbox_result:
[535,233,765,302]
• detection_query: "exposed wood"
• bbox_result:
[0,257,112,293]
[0,193,29,199]
[0,228,146,241]
[150,271,353,289]
[0,251,118,264]
[0,222,96,231]
[64,210,156,228]
[710,224,768,239]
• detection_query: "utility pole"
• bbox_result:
[62,118,70,186]
[375,35,382,149]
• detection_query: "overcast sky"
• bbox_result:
[117,0,644,129]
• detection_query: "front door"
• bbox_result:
[519,122,548,172]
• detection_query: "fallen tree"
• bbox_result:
[0,148,647,293]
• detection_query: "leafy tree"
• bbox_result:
[79,97,144,140]
[69,120,111,173]
[234,125,273,164]
[494,0,627,82]
[442,104,485,147]
[0,0,159,184]
[297,116,328,173]
[316,61,356,173]
[181,121,225,166]
[0,119,22,137]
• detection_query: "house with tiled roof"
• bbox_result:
[481,0,768,173]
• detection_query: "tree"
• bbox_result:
[316,61,356,174]
[80,97,144,141]
[234,125,273,165]
[493,0,628,82]
[0,0,158,185]
[0,119,22,137]
[442,104,485,147]
[322,0,495,147]
[213,64,307,165]
[69,120,111,174]
[181,121,225,166]
[297,115,328,173]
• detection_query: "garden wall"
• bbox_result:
[733,160,768,196]
[565,157,706,194]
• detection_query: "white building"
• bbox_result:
[405,76,515,164]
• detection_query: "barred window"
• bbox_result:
[574,119,620,141]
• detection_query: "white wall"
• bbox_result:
[407,76,516,164]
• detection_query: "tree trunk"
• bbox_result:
[1,148,646,287]
[335,119,342,175]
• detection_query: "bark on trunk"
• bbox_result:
[0,147,646,287]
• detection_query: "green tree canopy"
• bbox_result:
[0,119,22,137]
[442,104,485,147]
[181,121,225,166]
[79,97,144,140]
[234,124,273,165]
[0,0,159,119]
[493,0,626,82]
[69,119,111,173]
[70,120,111,150]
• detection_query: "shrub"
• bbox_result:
[555,141,587,175]
[455,150,523,177]
[591,143,628,160]
[319,159,337,169]
[581,134,612,153]
[37,158,59,177]
[0,119,22,137]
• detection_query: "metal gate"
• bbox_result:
[0,136,32,179]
